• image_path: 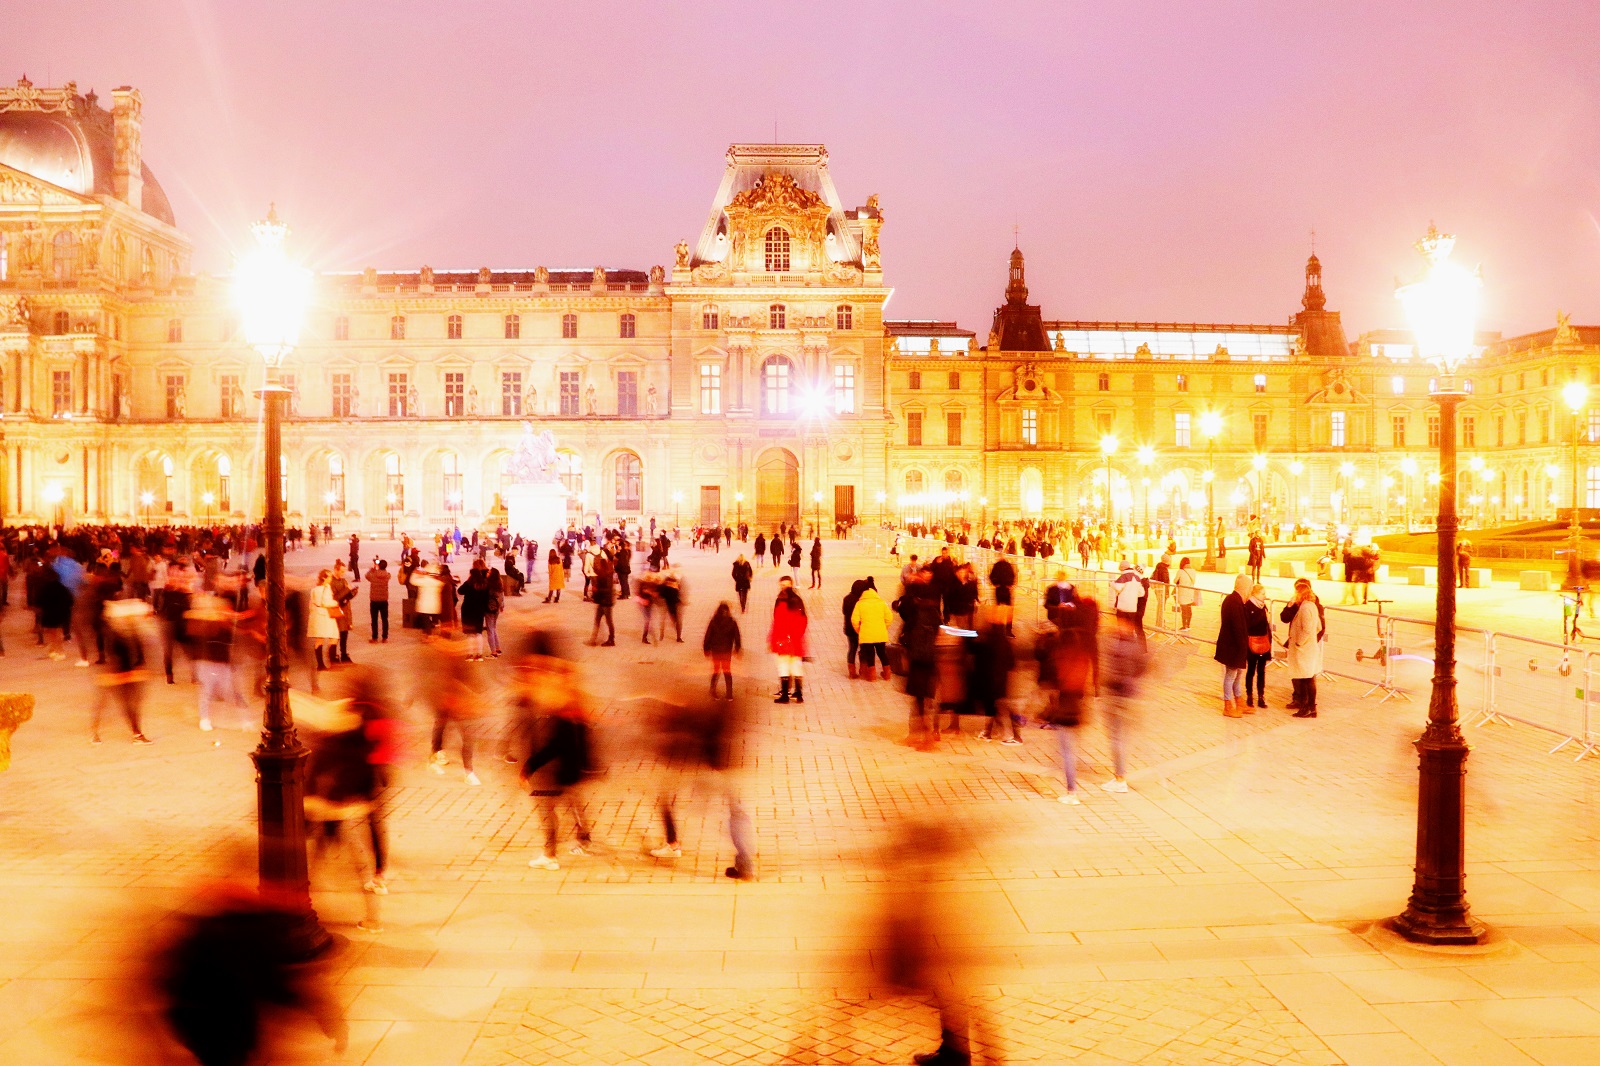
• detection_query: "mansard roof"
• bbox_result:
[690,143,871,269]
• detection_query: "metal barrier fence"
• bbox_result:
[861,530,1600,761]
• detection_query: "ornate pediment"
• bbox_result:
[996,362,1062,405]
[1306,366,1367,405]
[723,171,834,272]
[0,165,92,206]
[728,172,825,215]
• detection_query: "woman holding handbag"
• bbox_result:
[308,569,341,672]
[1242,582,1272,710]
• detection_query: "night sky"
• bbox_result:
[6,0,1599,336]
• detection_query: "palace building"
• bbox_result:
[0,77,1594,533]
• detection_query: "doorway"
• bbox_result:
[699,485,721,527]
[756,448,799,531]
[833,485,855,527]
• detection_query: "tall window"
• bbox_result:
[167,318,183,343]
[442,453,463,512]
[52,370,72,416]
[504,314,520,339]
[1253,412,1269,448]
[764,226,791,272]
[1096,411,1113,436]
[948,371,960,390]
[617,371,638,416]
[1392,375,1405,395]
[385,453,403,511]
[388,372,409,416]
[501,371,523,416]
[1176,374,1188,393]
[907,411,923,446]
[1254,373,1267,393]
[1495,414,1505,446]
[614,453,642,510]
[1589,466,1600,509]
[165,375,184,419]
[835,304,853,331]
[1174,411,1192,448]
[906,470,925,494]
[559,371,580,415]
[220,374,240,418]
[1392,414,1407,447]
[1588,409,1600,443]
[327,455,345,512]
[1022,408,1038,445]
[908,370,921,390]
[1428,412,1441,447]
[762,357,791,415]
[619,313,636,339]
[390,315,405,340]
[52,230,77,280]
[1461,415,1476,448]
[111,373,123,418]
[1518,410,1528,444]
[446,314,463,340]
[768,304,786,330]
[0,230,7,280]
[561,313,577,338]
[333,315,349,341]
[217,455,232,512]
[53,310,70,335]
[1330,410,1346,447]
[947,411,963,447]
[700,363,722,414]
[702,305,720,330]
[444,371,465,416]
[1097,372,1110,391]
[332,373,353,417]
[833,364,856,414]
[1540,408,1550,443]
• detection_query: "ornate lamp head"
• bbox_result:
[234,204,311,367]
[1396,223,1481,384]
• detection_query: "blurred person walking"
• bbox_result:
[898,569,943,748]
[702,601,742,699]
[648,679,755,880]
[1099,611,1149,793]
[788,538,802,583]
[769,576,808,703]
[425,633,483,785]
[94,598,153,744]
[459,561,491,660]
[543,545,565,602]
[1214,572,1252,717]
[1282,577,1326,717]
[972,609,1020,744]
[842,578,868,678]
[588,549,617,646]
[1243,582,1272,710]
[1043,593,1098,801]
[521,659,594,870]
[188,591,251,733]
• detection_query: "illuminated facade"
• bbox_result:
[0,77,1592,532]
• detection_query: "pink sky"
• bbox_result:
[6,1,1600,337]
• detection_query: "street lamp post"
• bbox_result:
[734,491,744,534]
[1251,453,1267,527]
[1289,460,1303,533]
[1564,382,1588,590]
[979,495,988,533]
[1391,222,1486,945]
[672,490,683,532]
[1199,412,1221,570]
[139,489,154,527]
[813,489,824,537]
[1401,457,1419,534]
[386,492,397,540]
[234,206,327,956]
[1099,434,1118,530]
[1137,445,1155,535]
[202,490,216,526]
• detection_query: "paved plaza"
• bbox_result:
[3,536,1600,1065]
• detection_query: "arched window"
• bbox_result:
[762,357,792,415]
[52,230,78,280]
[390,315,406,340]
[442,452,463,513]
[614,452,642,511]
[446,314,463,340]
[385,453,404,511]
[1097,372,1110,391]
[140,245,154,280]
[619,312,636,338]
[764,226,790,272]
[768,304,786,330]
[944,469,964,493]
[327,454,344,511]
[701,305,719,330]
[905,470,926,494]
[562,313,578,339]
[53,310,70,335]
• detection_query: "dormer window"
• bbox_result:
[769,304,786,330]
[764,227,791,273]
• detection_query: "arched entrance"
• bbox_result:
[756,447,799,530]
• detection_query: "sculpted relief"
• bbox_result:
[723,171,833,273]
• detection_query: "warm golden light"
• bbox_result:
[233,205,312,367]
[1289,460,1304,476]
[1564,381,1589,413]
[202,491,216,505]
[1396,223,1481,378]
[1251,454,1266,470]
[1136,445,1155,467]
[139,490,155,506]
[1099,434,1118,456]
[1199,410,1222,439]
[1401,457,1419,476]
[1340,461,1355,476]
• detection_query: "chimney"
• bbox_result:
[110,87,143,212]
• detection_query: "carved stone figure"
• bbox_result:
[865,193,880,213]
[477,266,492,286]
[467,385,479,415]
[0,293,26,326]
[419,265,434,287]
[507,423,560,484]
[1053,332,1065,351]
[1556,309,1580,345]
[230,380,244,416]
[862,235,881,269]
[585,383,597,415]
[525,384,538,415]
[344,385,354,417]
[592,266,606,285]
[118,380,131,419]
[649,264,664,285]
[674,240,690,270]
[534,266,549,284]
[407,385,420,416]
[646,384,658,417]
[173,386,187,419]
[361,266,378,288]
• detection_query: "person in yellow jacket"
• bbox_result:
[850,577,895,681]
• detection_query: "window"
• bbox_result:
[445,314,463,340]
[220,374,240,418]
[442,453,463,512]
[906,470,925,494]
[390,315,405,340]
[1589,466,1600,510]
[1540,408,1550,443]
[908,370,922,390]
[1392,375,1404,395]
[444,372,465,417]
[333,315,349,341]
[504,314,520,339]
[388,372,409,416]
[1095,411,1113,436]
[1588,409,1600,443]
[53,310,70,334]
[327,455,345,512]
[1518,372,1526,390]
[1428,412,1441,447]
[1253,412,1269,448]
[1330,410,1346,448]
[836,305,853,331]
[1097,372,1110,392]
[52,229,77,279]
[165,375,184,419]
[111,373,123,418]
[617,371,638,416]
[1461,415,1476,447]
[1254,373,1267,393]
[561,313,577,339]
[768,304,786,330]
[1022,408,1039,446]
[614,453,642,510]
[1518,410,1528,444]
[947,411,963,447]
[700,364,722,414]
[1176,374,1188,393]
[762,357,791,415]
[907,411,923,446]
[51,370,72,416]
[764,226,791,272]
[385,453,403,512]
[559,371,581,415]
[501,371,523,416]
[619,313,636,339]
[1495,414,1505,446]
[1174,412,1192,448]
[332,373,353,417]
[948,371,960,390]
[1392,414,1407,447]
[0,231,7,280]
[702,305,720,330]
[167,318,183,343]
[1464,379,1475,394]
[1542,368,1551,387]
[1429,377,1437,394]
[834,364,856,414]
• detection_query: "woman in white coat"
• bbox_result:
[1173,557,1198,631]
[1280,577,1325,717]
[308,569,341,671]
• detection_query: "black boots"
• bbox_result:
[792,678,804,704]
[774,677,791,704]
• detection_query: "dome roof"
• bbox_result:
[0,94,175,226]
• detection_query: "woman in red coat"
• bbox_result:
[768,576,809,704]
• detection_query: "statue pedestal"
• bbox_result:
[505,483,569,544]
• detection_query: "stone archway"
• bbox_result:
[755,447,799,530]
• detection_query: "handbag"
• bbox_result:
[1248,634,1271,654]
[884,642,908,677]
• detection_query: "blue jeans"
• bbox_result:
[1055,727,1078,791]
[1222,665,1246,701]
